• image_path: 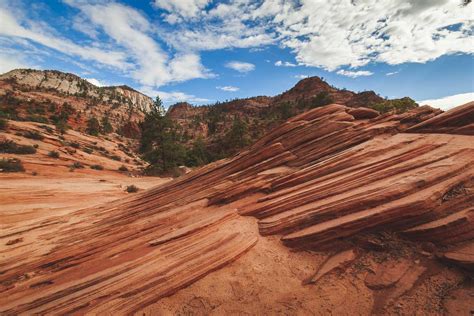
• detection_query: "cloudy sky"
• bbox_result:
[0,0,472,109]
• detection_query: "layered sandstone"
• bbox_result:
[1,102,473,314]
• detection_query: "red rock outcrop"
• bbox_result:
[406,101,474,135]
[1,102,473,314]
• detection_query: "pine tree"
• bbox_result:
[140,96,186,174]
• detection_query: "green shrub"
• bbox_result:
[311,91,334,108]
[110,154,121,161]
[23,130,44,140]
[25,115,49,124]
[371,97,418,114]
[125,185,139,193]
[90,164,104,170]
[70,162,84,169]
[0,118,7,130]
[118,165,128,172]
[0,158,24,172]
[39,125,54,133]
[0,140,36,154]
[48,150,60,158]
[69,141,80,149]
[86,117,101,136]
[84,147,93,154]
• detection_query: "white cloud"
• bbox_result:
[275,60,297,67]
[0,4,130,70]
[336,69,374,78]
[417,92,474,111]
[153,0,211,19]
[1,0,472,92]
[0,52,29,74]
[66,1,213,87]
[139,86,211,105]
[216,85,239,92]
[386,71,399,76]
[225,61,255,73]
[272,1,474,71]
[294,74,309,79]
[0,1,213,88]
[85,78,105,87]
[157,0,473,72]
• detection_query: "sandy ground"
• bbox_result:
[0,170,168,226]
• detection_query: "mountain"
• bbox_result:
[2,102,472,314]
[165,76,418,164]
[0,69,153,137]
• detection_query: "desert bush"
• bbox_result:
[84,147,93,154]
[372,97,418,114]
[118,165,128,172]
[69,141,80,149]
[0,118,8,130]
[25,115,49,124]
[125,185,139,193]
[48,150,60,158]
[70,162,84,169]
[39,125,54,133]
[0,140,36,154]
[23,130,44,140]
[311,91,334,108]
[86,117,101,136]
[110,154,121,161]
[90,164,104,170]
[0,158,24,172]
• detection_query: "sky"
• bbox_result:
[0,0,473,110]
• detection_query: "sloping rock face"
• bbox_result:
[0,69,153,112]
[1,103,473,314]
[406,101,474,135]
[0,69,152,134]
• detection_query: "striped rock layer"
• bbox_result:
[1,102,473,314]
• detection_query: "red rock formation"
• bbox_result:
[406,101,474,135]
[1,102,473,314]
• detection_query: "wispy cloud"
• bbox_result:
[294,74,309,79]
[275,60,297,67]
[336,69,373,78]
[0,52,29,74]
[386,71,399,76]
[139,86,211,105]
[225,61,255,73]
[216,85,239,92]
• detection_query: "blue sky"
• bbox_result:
[0,0,473,109]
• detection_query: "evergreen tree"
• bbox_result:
[101,116,113,134]
[224,116,250,151]
[86,117,101,136]
[140,96,187,174]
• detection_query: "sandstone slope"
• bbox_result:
[0,102,473,315]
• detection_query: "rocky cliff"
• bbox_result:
[1,102,472,314]
[0,69,153,112]
[0,69,153,136]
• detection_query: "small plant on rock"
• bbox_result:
[126,185,139,193]
[48,150,60,158]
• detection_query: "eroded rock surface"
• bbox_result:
[1,103,473,314]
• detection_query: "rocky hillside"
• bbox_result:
[0,69,153,137]
[165,76,418,164]
[1,102,472,314]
